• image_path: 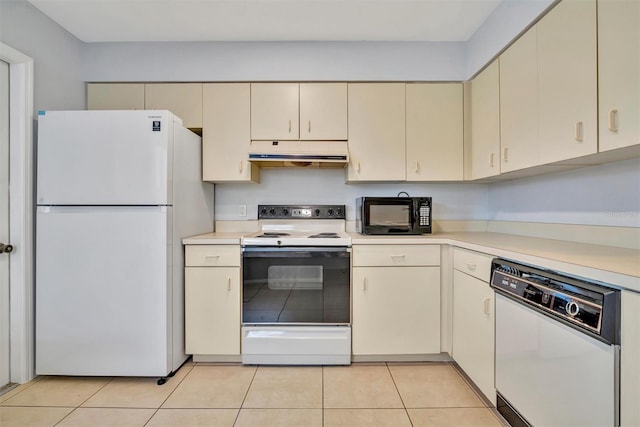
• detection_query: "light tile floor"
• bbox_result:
[0,361,507,426]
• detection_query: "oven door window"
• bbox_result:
[242,247,350,325]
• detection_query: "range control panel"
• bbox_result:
[258,205,346,220]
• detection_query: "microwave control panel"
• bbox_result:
[419,202,431,226]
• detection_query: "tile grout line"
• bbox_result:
[141,361,197,426]
[232,363,259,426]
[385,362,414,427]
[52,376,116,426]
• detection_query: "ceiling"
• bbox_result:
[27,0,503,43]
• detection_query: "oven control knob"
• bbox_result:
[269,208,276,216]
[327,208,334,216]
[282,208,289,216]
[314,209,321,216]
[260,208,268,216]
[336,207,342,217]
[566,301,580,317]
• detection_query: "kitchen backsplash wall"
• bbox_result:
[215,168,489,221]
[488,158,640,228]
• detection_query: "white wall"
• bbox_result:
[488,158,640,227]
[0,0,85,111]
[215,168,489,221]
[83,41,466,82]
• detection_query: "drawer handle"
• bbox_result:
[483,297,491,315]
[465,262,477,271]
[205,255,220,261]
[227,277,231,291]
[390,254,406,260]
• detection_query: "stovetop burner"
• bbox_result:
[256,232,291,238]
[308,232,339,238]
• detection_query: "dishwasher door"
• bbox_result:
[495,294,619,427]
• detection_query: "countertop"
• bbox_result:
[183,231,640,292]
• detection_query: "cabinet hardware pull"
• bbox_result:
[308,120,311,133]
[205,255,220,260]
[288,120,292,133]
[466,262,477,271]
[608,109,618,132]
[490,153,495,168]
[363,277,367,291]
[483,297,491,315]
[239,161,243,174]
[390,254,406,260]
[415,161,419,174]
[356,161,361,174]
[575,121,584,142]
[227,278,231,291]
[503,147,508,162]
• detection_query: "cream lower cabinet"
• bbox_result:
[621,289,640,427]
[452,248,495,404]
[184,245,241,358]
[202,83,259,183]
[406,83,463,181]
[352,244,440,356]
[347,83,406,182]
[598,0,640,152]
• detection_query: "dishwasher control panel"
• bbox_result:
[491,258,620,345]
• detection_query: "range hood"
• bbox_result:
[248,140,349,168]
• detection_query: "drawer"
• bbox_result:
[353,244,440,267]
[185,245,241,267]
[453,247,494,282]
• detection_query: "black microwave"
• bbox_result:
[356,196,432,235]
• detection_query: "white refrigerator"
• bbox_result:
[35,110,214,378]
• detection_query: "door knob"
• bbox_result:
[0,243,13,254]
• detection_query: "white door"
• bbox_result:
[36,110,172,206]
[0,60,10,389]
[35,206,171,376]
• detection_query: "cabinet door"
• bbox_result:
[251,83,299,140]
[145,83,203,129]
[406,83,463,181]
[299,83,347,140]
[185,267,240,355]
[469,61,500,179]
[500,27,539,172]
[352,266,440,355]
[202,83,259,183]
[598,0,640,152]
[87,83,145,110]
[537,0,597,164]
[347,83,406,181]
[452,270,495,403]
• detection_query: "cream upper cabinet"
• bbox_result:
[469,61,501,179]
[537,0,597,164]
[406,83,463,181]
[202,83,259,183]
[87,83,145,110]
[598,0,640,152]
[299,83,347,140]
[250,83,300,140]
[499,27,539,172]
[347,83,406,182]
[144,83,203,129]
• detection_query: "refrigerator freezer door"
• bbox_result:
[37,110,173,205]
[36,206,175,377]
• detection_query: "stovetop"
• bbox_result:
[242,204,351,247]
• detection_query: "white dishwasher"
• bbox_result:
[491,259,621,427]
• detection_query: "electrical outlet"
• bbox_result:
[239,204,247,217]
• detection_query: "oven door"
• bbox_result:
[242,246,351,325]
